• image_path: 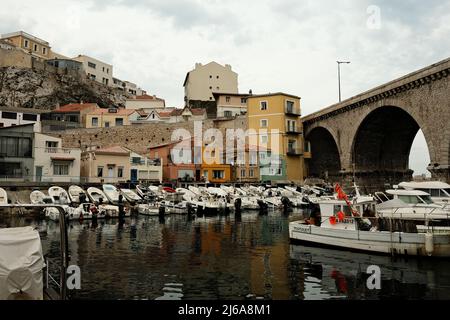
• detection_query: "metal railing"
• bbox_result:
[45,147,74,154]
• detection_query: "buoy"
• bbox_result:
[330,216,337,225]
[425,233,434,256]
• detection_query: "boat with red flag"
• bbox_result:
[289,184,450,257]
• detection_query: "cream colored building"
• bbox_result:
[183,61,238,104]
[73,54,113,86]
[125,94,166,111]
[128,149,163,183]
[213,92,248,118]
[85,108,138,128]
[33,133,81,183]
[0,31,51,60]
[80,146,131,184]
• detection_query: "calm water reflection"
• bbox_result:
[4,210,450,300]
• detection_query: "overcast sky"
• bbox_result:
[2,0,449,175]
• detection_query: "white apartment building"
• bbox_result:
[128,149,163,183]
[33,133,81,183]
[73,54,113,86]
[213,92,248,118]
[183,61,239,103]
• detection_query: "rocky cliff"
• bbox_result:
[0,66,130,110]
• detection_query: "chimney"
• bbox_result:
[249,89,253,95]
[195,63,202,69]
[225,64,232,70]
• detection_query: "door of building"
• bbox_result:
[35,166,43,182]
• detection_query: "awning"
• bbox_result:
[51,157,75,161]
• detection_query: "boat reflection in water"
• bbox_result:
[289,244,450,300]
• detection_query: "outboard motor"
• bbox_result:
[281,196,293,214]
[234,198,242,214]
[257,199,268,215]
[187,202,195,217]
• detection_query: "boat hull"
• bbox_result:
[289,221,450,257]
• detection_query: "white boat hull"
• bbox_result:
[289,221,450,257]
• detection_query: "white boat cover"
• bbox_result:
[0,227,45,300]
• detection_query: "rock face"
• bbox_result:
[0,66,130,110]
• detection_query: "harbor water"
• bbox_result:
[2,210,450,300]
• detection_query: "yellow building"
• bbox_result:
[85,108,138,128]
[247,93,304,184]
[201,143,232,184]
[1,31,51,60]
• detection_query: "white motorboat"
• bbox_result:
[48,186,70,205]
[120,188,142,204]
[68,185,87,203]
[0,188,7,205]
[398,181,450,205]
[30,190,53,204]
[103,184,121,204]
[86,187,109,205]
[289,185,450,257]
[376,189,450,221]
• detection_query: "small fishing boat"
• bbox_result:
[30,190,53,204]
[45,203,105,221]
[68,185,87,204]
[48,186,71,205]
[87,187,109,205]
[120,188,142,205]
[102,184,121,204]
[289,184,450,257]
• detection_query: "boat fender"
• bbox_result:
[425,233,434,256]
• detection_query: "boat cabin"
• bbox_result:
[317,198,377,230]
[386,189,434,205]
[398,181,450,204]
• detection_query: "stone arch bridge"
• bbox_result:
[302,57,450,192]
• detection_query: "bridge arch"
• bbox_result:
[350,104,432,178]
[305,126,341,179]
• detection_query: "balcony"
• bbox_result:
[45,147,73,154]
[285,106,301,116]
[287,148,302,156]
[285,126,302,135]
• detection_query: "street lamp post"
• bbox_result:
[337,61,351,102]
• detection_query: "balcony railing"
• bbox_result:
[285,107,301,116]
[286,126,302,134]
[287,148,303,156]
[44,147,73,154]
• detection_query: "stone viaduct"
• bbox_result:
[302,57,450,191]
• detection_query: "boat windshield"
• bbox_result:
[442,189,450,197]
[398,195,432,205]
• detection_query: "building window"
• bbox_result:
[249,169,254,177]
[226,96,230,103]
[224,111,233,118]
[118,167,124,178]
[216,75,219,79]
[45,141,58,153]
[209,86,212,89]
[107,68,109,74]
[216,87,219,90]
[304,141,311,153]
[209,97,213,100]
[102,67,105,72]
[97,166,103,177]
[92,117,98,127]
[209,75,212,79]
[105,122,110,128]
[241,169,246,177]
[1,112,17,119]
[287,119,296,132]
[260,135,268,144]
[213,170,225,180]
[286,100,295,114]
[203,170,209,180]
[88,62,96,69]
[115,118,124,126]
[22,113,37,121]
[0,137,32,157]
[53,164,69,176]
[34,44,38,52]
[260,119,268,128]
[288,140,297,153]
[24,40,29,48]
[42,47,47,55]
[241,98,247,104]
[260,101,268,111]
